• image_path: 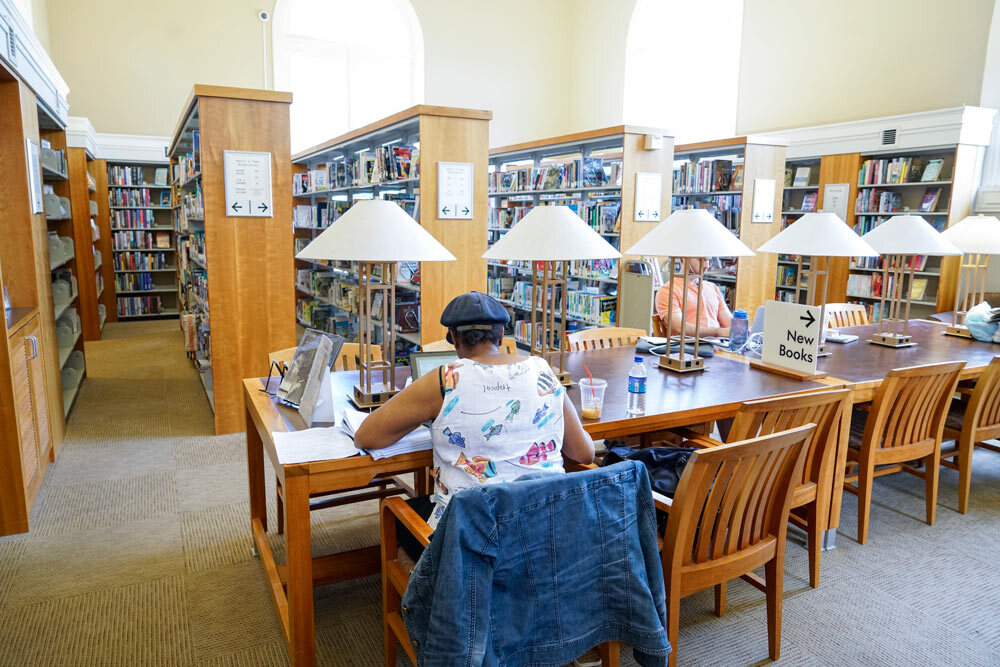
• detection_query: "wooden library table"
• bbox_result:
[243,350,830,665]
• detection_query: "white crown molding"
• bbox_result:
[95,132,169,164]
[760,106,998,159]
[0,0,69,127]
[66,116,97,158]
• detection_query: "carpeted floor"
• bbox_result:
[1,321,999,666]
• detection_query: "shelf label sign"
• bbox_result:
[822,183,850,221]
[634,172,662,222]
[761,299,821,375]
[223,150,273,218]
[437,161,474,219]
[751,177,776,223]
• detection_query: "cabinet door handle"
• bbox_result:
[27,336,38,360]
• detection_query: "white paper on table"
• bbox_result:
[272,424,361,464]
[341,407,433,460]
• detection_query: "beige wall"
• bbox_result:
[30,0,49,50]
[737,0,995,134]
[46,0,273,135]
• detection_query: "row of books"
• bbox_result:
[777,266,799,287]
[566,292,616,324]
[113,251,171,272]
[293,145,420,194]
[175,130,200,183]
[117,295,164,317]
[295,269,358,314]
[570,258,618,280]
[489,158,622,193]
[111,209,158,229]
[850,254,932,271]
[849,301,885,323]
[108,165,155,187]
[783,191,818,212]
[784,166,815,187]
[774,289,800,303]
[109,187,154,207]
[673,159,745,194]
[114,272,159,292]
[297,300,356,340]
[846,274,931,301]
[513,320,565,349]
[855,189,903,214]
[192,272,209,311]
[112,230,171,251]
[857,157,945,185]
[672,195,742,231]
[180,186,203,220]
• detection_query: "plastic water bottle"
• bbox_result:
[729,309,750,352]
[627,356,647,417]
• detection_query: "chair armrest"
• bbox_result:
[383,497,433,548]
[684,434,724,449]
[565,460,599,473]
[955,386,974,397]
[652,490,672,512]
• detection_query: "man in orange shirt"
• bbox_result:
[655,258,732,338]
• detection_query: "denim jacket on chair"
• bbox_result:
[400,460,671,666]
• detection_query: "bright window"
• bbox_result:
[624,0,744,143]
[273,0,424,153]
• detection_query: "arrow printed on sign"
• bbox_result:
[258,202,268,212]
[800,311,816,328]
[441,206,450,215]
[462,206,470,215]
[231,202,242,212]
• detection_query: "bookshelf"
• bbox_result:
[487,126,673,347]
[106,160,176,320]
[292,105,491,350]
[169,85,295,434]
[843,147,966,321]
[773,157,820,303]
[671,137,786,314]
[38,123,87,421]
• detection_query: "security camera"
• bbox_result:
[258,10,270,21]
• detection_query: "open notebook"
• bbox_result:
[272,408,432,464]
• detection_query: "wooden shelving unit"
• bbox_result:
[168,84,295,434]
[105,159,176,321]
[774,157,821,304]
[291,105,491,349]
[671,137,787,315]
[487,125,673,347]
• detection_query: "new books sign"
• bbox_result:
[761,300,822,376]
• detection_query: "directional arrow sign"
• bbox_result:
[437,161,474,219]
[441,206,450,215]
[634,172,662,223]
[224,150,273,218]
[462,206,470,215]
[761,300,822,376]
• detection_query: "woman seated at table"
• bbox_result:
[656,257,732,338]
[355,291,595,528]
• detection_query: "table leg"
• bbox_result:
[246,405,267,534]
[285,474,316,666]
[825,396,853,542]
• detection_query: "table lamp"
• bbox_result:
[756,212,879,356]
[482,205,621,384]
[940,215,1000,338]
[861,214,961,348]
[296,199,456,407]
[624,208,754,373]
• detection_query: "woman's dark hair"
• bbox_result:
[451,324,503,348]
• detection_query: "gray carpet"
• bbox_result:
[1,321,998,666]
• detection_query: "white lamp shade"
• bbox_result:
[940,215,1000,254]
[756,212,878,257]
[861,214,962,256]
[624,208,754,257]
[482,205,621,261]
[295,199,456,262]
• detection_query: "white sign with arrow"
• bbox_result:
[437,161,474,219]
[634,171,662,222]
[223,150,273,218]
[760,299,822,376]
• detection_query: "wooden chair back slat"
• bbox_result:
[338,343,383,371]
[824,303,870,328]
[863,362,965,451]
[651,315,668,338]
[966,356,1000,430]
[729,389,848,488]
[566,327,646,352]
[666,425,813,569]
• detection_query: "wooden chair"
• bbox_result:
[270,343,392,535]
[823,302,869,328]
[843,361,965,544]
[678,388,849,588]
[422,336,519,354]
[381,497,621,667]
[940,355,1000,513]
[656,425,814,666]
[566,327,646,352]
[651,314,668,338]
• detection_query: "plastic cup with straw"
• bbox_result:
[579,365,607,420]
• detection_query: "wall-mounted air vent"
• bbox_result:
[7,27,15,61]
[881,128,898,146]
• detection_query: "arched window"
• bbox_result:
[273,0,424,153]
[624,0,744,143]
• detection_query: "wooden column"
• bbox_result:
[734,141,786,313]
[89,158,116,324]
[937,144,983,313]
[815,152,861,304]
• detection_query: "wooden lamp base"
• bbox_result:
[352,383,399,409]
[554,369,574,386]
[945,324,974,339]
[659,353,705,373]
[869,332,915,348]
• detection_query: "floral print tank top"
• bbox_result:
[427,356,566,528]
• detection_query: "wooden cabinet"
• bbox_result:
[0,314,52,534]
